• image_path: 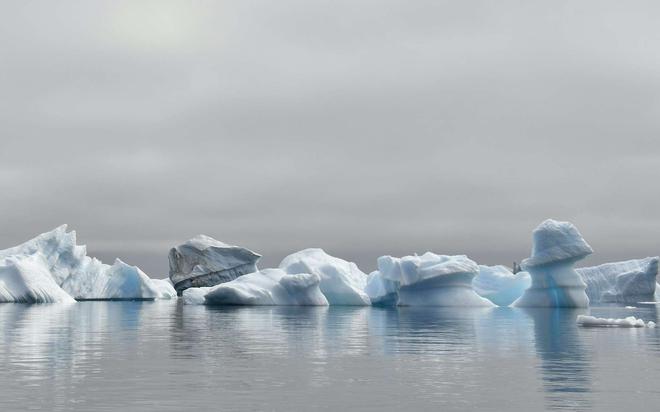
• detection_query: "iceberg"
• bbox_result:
[366,253,494,306]
[514,219,592,308]
[169,235,261,295]
[279,249,370,305]
[0,225,175,303]
[576,257,659,303]
[472,265,531,306]
[576,314,655,328]
[184,268,329,306]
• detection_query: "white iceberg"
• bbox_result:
[472,265,531,306]
[366,253,494,306]
[576,257,658,303]
[576,314,656,328]
[0,226,175,303]
[184,268,329,306]
[169,235,261,295]
[514,219,592,308]
[279,248,370,305]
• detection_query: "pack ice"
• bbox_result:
[365,253,494,306]
[0,226,175,303]
[472,265,531,306]
[576,257,659,303]
[169,235,261,295]
[514,219,592,308]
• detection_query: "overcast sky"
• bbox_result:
[1,1,660,275]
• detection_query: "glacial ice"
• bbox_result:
[366,253,494,306]
[514,219,592,308]
[576,314,656,328]
[472,265,531,306]
[279,249,370,305]
[169,235,261,295]
[576,257,659,303]
[0,226,175,303]
[185,268,329,306]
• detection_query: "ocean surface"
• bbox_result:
[1,301,659,411]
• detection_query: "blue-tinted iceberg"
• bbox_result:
[183,268,328,306]
[366,253,494,306]
[279,249,370,305]
[169,235,261,295]
[576,257,659,303]
[473,265,531,306]
[0,226,175,303]
[514,219,592,308]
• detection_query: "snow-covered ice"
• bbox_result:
[472,265,531,306]
[514,219,592,308]
[279,249,370,305]
[576,314,656,328]
[185,268,329,306]
[0,226,175,303]
[577,257,658,303]
[366,253,494,306]
[169,235,261,295]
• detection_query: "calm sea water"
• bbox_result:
[1,301,659,411]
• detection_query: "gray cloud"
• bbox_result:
[1,1,660,275]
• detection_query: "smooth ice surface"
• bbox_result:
[279,249,370,305]
[169,235,261,294]
[576,314,656,328]
[515,220,592,308]
[577,257,659,303]
[473,265,531,306]
[0,226,174,302]
[367,253,494,306]
[187,268,329,306]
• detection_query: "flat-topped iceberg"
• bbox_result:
[514,219,592,308]
[183,268,328,306]
[366,253,494,306]
[169,235,261,295]
[576,314,656,328]
[279,249,370,305]
[473,265,531,306]
[577,257,658,303]
[0,226,175,303]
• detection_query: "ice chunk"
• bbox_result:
[473,265,531,306]
[576,314,655,328]
[0,255,75,303]
[279,249,370,305]
[169,235,261,295]
[0,226,174,302]
[576,257,658,303]
[364,270,400,306]
[367,253,494,306]
[514,220,592,308]
[189,268,329,306]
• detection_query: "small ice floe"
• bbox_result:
[625,306,637,309]
[577,315,656,328]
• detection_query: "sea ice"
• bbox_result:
[186,268,329,306]
[576,257,659,303]
[576,314,655,328]
[279,249,370,305]
[169,235,261,295]
[514,219,592,308]
[472,265,531,306]
[366,253,494,306]
[0,226,175,302]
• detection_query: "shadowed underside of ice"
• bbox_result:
[183,268,329,306]
[577,314,656,328]
[169,235,261,295]
[366,253,494,306]
[473,265,531,306]
[279,249,370,305]
[577,257,659,303]
[514,219,592,308]
[0,226,175,303]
